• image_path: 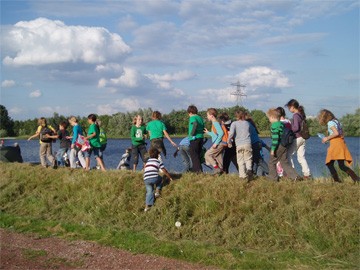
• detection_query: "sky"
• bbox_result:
[0,0,359,121]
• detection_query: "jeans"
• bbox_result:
[179,145,192,172]
[287,137,311,177]
[144,176,163,206]
[56,147,69,166]
[69,148,86,168]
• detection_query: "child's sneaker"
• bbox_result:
[144,206,151,212]
[154,189,161,198]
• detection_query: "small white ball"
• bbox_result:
[175,221,181,227]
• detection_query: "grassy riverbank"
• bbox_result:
[0,163,359,269]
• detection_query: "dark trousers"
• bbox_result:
[268,145,298,180]
[189,138,203,172]
[223,145,238,174]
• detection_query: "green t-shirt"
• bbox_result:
[87,123,101,148]
[130,125,147,146]
[146,120,166,140]
[188,115,204,140]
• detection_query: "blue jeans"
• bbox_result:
[56,147,69,166]
[144,176,162,206]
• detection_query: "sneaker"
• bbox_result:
[294,176,303,181]
[154,190,161,198]
[144,206,151,212]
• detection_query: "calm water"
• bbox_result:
[4,137,360,177]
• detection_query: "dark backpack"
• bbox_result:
[40,126,54,143]
[299,119,310,140]
[280,127,296,148]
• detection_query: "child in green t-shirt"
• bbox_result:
[84,114,106,171]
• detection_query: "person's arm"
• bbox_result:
[28,127,40,140]
[189,120,198,137]
[323,126,339,143]
[270,125,281,155]
[163,130,177,147]
[227,122,235,145]
[130,126,136,141]
[212,122,223,148]
[161,167,173,181]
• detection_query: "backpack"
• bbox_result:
[212,123,229,145]
[280,126,296,148]
[299,119,310,140]
[40,126,54,143]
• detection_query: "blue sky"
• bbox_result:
[1,0,359,120]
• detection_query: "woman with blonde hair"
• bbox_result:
[318,109,359,183]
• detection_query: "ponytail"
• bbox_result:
[298,105,306,119]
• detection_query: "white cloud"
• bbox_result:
[146,70,196,89]
[95,63,123,73]
[3,17,131,66]
[96,104,118,115]
[115,98,140,111]
[1,80,16,88]
[9,106,23,115]
[109,67,140,88]
[29,89,42,98]
[238,66,291,88]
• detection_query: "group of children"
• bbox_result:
[28,99,359,212]
[28,114,107,171]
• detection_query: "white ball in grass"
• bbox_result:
[175,221,182,228]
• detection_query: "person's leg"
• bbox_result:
[213,146,225,170]
[84,150,91,170]
[296,137,311,177]
[326,160,341,182]
[287,140,296,168]
[236,146,247,178]
[93,148,105,171]
[45,143,56,167]
[132,146,139,171]
[243,144,253,179]
[267,150,280,181]
[139,144,148,163]
[77,150,86,168]
[278,146,299,180]
[189,139,202,172]
[222,147,231,174]
[39,143,47,167]
[56,148,66,167]
[69,148,77,168]
[338,160,359,182]
[251,142,261,173]
[144,179,155,207]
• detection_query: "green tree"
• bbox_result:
[0,105,15,137]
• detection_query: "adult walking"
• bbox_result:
[285,99,311,178]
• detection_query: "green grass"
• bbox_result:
[1,163,359,269]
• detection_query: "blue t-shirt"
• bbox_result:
[328,119,343,136]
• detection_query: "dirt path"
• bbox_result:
[0,229,217,269]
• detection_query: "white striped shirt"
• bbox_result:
[144,158,164,181]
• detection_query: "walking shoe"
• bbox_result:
[294,176,303,181]
[144,206,151,212]
[154,191,161,198]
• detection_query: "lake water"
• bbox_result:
[4,137,359,177]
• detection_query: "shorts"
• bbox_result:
[84,147,101,158]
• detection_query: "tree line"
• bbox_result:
[0,104,359,138]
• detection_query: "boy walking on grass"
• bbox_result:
[143,147,173,212]
[204,108,226,175]
[266,108,300,181]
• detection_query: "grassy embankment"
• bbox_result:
[0,163,359,269]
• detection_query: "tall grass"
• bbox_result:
[0,163,359,269]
